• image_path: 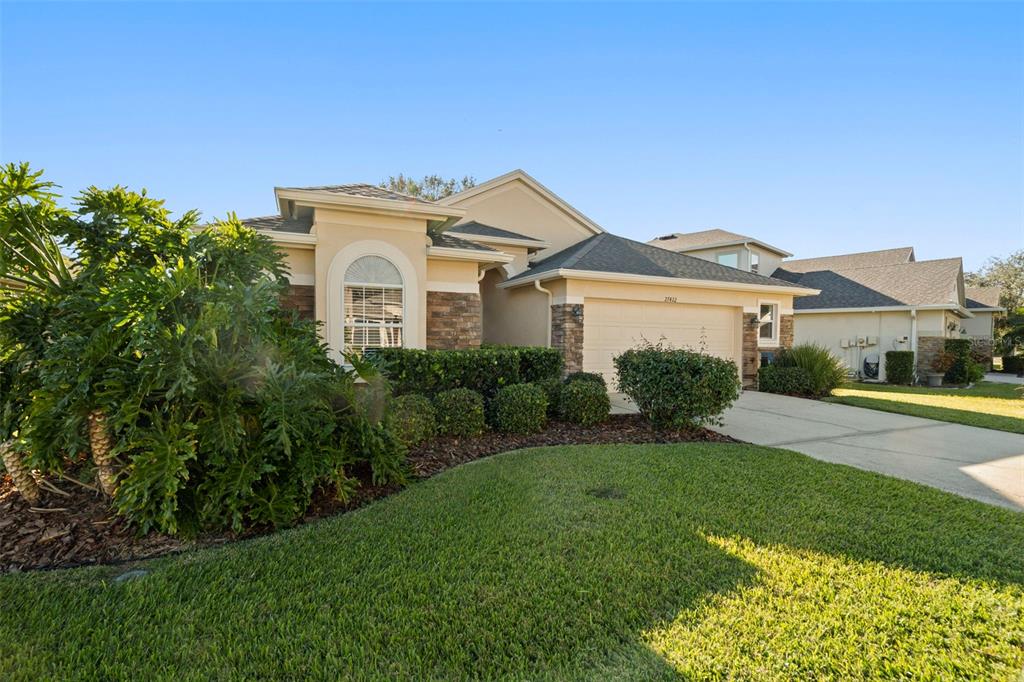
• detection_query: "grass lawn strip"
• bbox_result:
[1,444,1021,680]
[827,381,1024,433]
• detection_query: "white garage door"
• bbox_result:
[582,298,740,386]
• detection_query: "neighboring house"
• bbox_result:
[247,170,816,387]
[650,233,1005,380]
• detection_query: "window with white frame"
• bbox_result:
[750,252,760,274]
[758,303,778,344]
[343,255,404,352]
[716,251,739,268]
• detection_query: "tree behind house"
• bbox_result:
[379,174,475,201]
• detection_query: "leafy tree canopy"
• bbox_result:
[379,174,476,202]
[966,249,1024,313]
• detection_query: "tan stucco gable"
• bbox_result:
[440,170,603,260]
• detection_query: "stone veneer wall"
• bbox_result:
[744,313,795,389]
[551,303,584,374]
[426,291,482,350]
[779,314,794,350]
[741,314,760,388]
[280,285,315,321]
[916,335,945,376]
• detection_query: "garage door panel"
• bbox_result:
[583,299,739,385]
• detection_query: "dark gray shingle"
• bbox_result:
[241,215,313,234]
[448,221,543,242]
[506,233,811,288]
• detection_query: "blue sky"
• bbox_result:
[2,2,1021,270]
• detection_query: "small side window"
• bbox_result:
[750,253,760,274]
[717,252,739,268]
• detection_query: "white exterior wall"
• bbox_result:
[962,311,996,340]
[677,244,783,275]
[793,311,914,381]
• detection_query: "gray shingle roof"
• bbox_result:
[281,183,436,205]
[431,232,499,252]
[506,233,812,289]
[966,286,1002,309]
[775,258,963,310]
[648,229,754,251]
[241,215,313,234]
[447,221,543,243]
[776,247,915,276]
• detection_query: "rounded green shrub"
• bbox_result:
[614,342,740,430]
[564,371,607,388]
[943,338,973,385]
[884,351,916,385]
[433,388,486,437]
[559,380,610,426]
[493,383,548,434]
[534,377,563,418]
[387,394,436,447]
[758,364,813,397]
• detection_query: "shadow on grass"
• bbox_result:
[1,444,1022,679]
[826,394,1024,433]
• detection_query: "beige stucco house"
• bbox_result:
[248,171,816,387]
[650,231,1004,380]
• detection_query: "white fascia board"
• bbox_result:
[274,188,465,221]
[794,304,975,318]
[426,246,515,263]
[497,268,819,296]
[679,238,792,258]
[258,230,317,248]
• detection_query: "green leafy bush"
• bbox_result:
[434,388,486,437]
[535,377,563,418]
[1001,356,1024,374]
[376,347,561,401]
[943,338,973,385]
[772,344,847,397]
[514,346,565,383]
[559,380,610,426]
[387,394,436,447]
[758,365,814,397]
[614,341,740,430]
[564,371,607,388]
[884,351,916,385]
[0,165,406,535]
[493,383,547,434]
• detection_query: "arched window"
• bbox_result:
[343,255,404,352]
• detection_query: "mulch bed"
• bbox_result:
[1,415,735,574]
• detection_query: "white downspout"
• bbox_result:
[535,280,553,347]
[910,308,918,380]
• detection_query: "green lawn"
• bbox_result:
[826,381,1024,433]
[2,444,1023,680]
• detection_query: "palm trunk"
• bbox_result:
[88,410,117,497]
[1,440,40,505]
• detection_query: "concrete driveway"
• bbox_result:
[610,390,1024,510]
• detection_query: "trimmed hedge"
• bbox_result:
[376,347,562,401]
[758,365,813,397]
[387,394,436,447]
[433,388,486,438]
[943,338,973,385]
[614,343,740,430]
[559,381,610,426]
[564,371,607,388]
[1001,356,1024,374]
[535,377,563,418]
[884,351,916,385]
[493,383,548,434]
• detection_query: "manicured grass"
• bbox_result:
[827,380,1024,433]
[2,444,1022,680]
